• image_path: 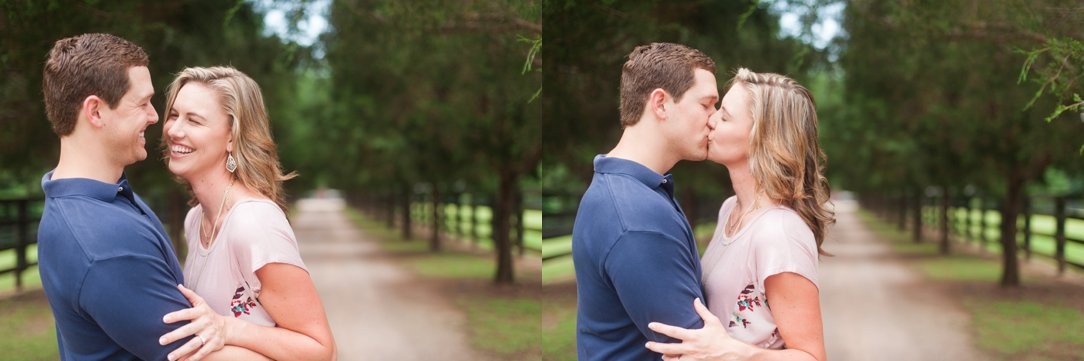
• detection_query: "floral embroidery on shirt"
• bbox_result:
[229,285,259,317]
[729,284,766,328]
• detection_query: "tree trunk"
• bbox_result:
[999,175,1025,287]
[911,191,923,243]
[385,194,395,229]
[429,187,442,252]
[400,186,412,241]
[939,188,951,255]
[896,194,906,232]
[493,170,517,284]
[514,188,525,257]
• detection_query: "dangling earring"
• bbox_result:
[226,152,238,173]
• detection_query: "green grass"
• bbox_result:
[0,292,58,360]
[541,287,577,361]
[461,296,541,356]
[969,300,1084,360]
[347,207,541,357]
[542,255,575,283]
[0,246,42,293]
[862,210,1084,359]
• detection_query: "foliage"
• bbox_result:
[324,0,540,283]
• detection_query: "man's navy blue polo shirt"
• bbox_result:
[572,155,706,361]
[38,171,193,360]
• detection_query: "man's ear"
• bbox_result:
[82,95,107,128]
[648,88,670,120]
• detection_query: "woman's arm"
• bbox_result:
[644,272,825,361]
[751,272,824,361]
[224,263,337,361]
[160,264,336,361]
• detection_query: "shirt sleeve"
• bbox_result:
[753,212,819,290]
[227,202,307,278]
[80,254,194,360]
[605,230,705,343]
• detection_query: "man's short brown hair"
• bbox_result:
[42,33,149,136]
[619,42,715,127]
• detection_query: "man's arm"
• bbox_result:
[79,254,198,360]
[606,230,706,342]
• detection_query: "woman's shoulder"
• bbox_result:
[749,206,813,242]
[715,196,738,219]
[227,199,287,228]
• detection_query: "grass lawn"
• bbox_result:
[541,283,577,361]
[0,291,58,361]
[862,209,1084,360]
[346,208,540,359]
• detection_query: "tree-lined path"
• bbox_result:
[292,196,493,361]
[820,198,988,360]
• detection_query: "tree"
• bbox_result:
[836,0,1084,286]
[324,0,541,283]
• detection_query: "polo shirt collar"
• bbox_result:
[42,170,136,202]
[593,154,674,191]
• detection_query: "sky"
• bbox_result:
[257,0,845,59]
[259,0,329,47]
[776,1,845,50]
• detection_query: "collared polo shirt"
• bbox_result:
[38,171,193,360]
[572,155,706,361]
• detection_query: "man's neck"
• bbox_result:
[51,137,124,184]
[607,126,679,175]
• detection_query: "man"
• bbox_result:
[37,33,263,360]
[572,42,719,360]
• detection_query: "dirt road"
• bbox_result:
[819,198,988,360]
[292,197,492,361]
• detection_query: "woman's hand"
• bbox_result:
[645,298,758,361]
[159,284,229,361]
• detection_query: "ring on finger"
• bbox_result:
[197,334,206,345]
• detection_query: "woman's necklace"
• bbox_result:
[200,179,235,248]
[191,179,235,291]
[724,197,759,239]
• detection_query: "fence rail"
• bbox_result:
[865,192,1084,273]
[0,197,43,292]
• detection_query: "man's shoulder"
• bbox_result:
[41,197,164,261]
[581,173,674,218]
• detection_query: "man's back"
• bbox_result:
[572,156,706,361]
[38,172,191,360]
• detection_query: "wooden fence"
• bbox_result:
[0,197,42,292]
[865,192,1084,273]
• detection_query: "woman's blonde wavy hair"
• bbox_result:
[732,68,833,254]
[162,66,296,212]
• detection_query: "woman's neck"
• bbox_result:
[728,163,776,211]
[191,174,236,220]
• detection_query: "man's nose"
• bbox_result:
[147,104,159,124]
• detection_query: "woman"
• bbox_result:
[646,68,832,361]
[155,66,336,361]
